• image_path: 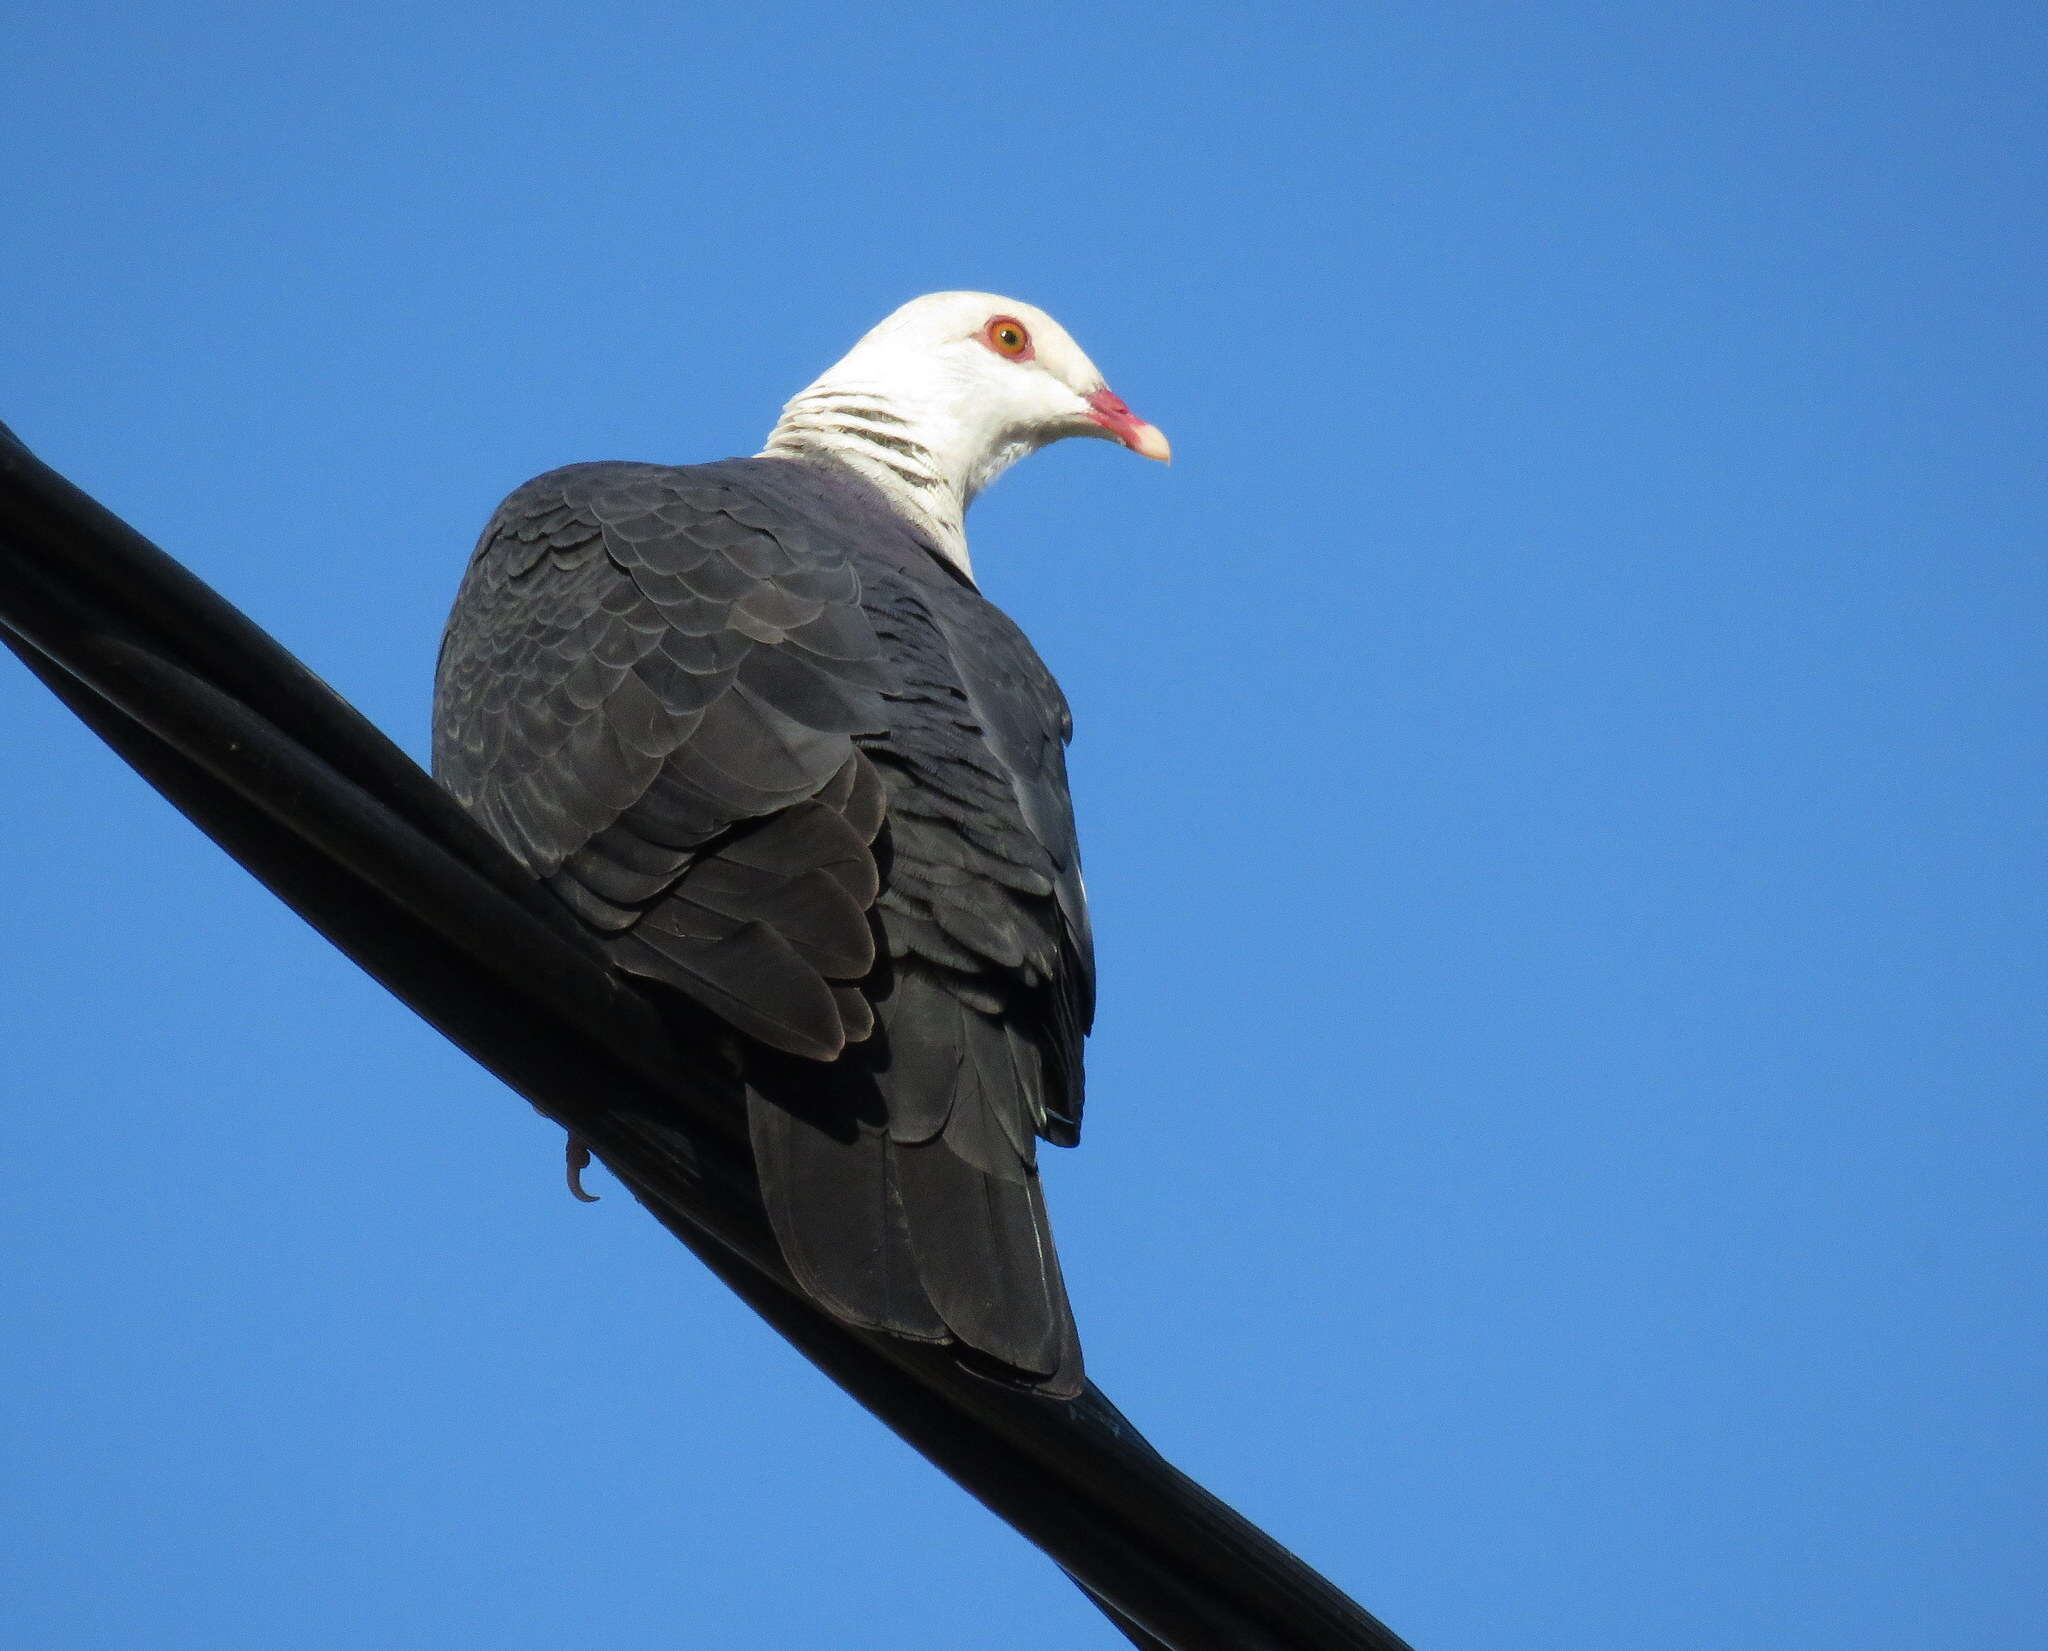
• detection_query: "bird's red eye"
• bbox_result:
[984,316,1032,358]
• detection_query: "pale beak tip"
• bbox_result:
[1129,422,1172,464]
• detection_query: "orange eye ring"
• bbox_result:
[983,316,1033,358]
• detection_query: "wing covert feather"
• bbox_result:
[433,462,892,1059]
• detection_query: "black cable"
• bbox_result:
[0,420,1417,1651]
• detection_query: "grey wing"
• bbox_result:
[956,621,1095,1148]
[748,567,1093,1391]
[433,462,892,1060]
[870,581,1095,1147]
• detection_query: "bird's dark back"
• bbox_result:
[433,454,1093,1392]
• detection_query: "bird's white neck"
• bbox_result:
[759,383,1037,581]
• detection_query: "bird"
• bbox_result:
[431,293,1167,1396]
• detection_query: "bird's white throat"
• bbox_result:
[758,386,1036,581]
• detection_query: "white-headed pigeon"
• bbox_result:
[432,294,1166,1395]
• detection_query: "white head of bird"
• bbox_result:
[760,291,1168,577]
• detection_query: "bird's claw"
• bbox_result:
[566,1136,600,1202]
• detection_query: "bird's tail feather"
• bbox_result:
[747,1062,1082,1395]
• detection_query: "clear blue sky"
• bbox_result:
[4,4,2042,1647]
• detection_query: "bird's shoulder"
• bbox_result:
[430,458,914,1057]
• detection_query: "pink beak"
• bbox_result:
[1086,388,1172,463]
